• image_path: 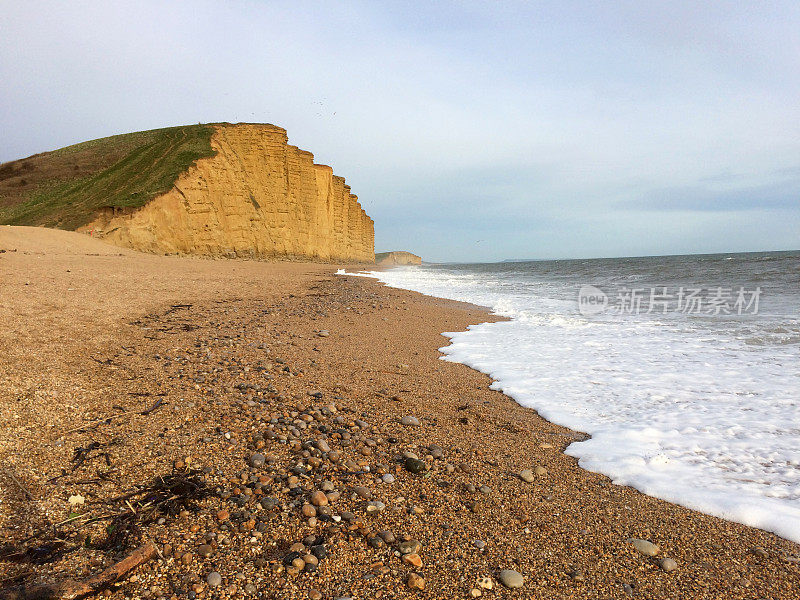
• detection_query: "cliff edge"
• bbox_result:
[0,123,374,262]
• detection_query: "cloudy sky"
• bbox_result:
[2,1,798,261]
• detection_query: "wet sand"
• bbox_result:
[1,226,797,599]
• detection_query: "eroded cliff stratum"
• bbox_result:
[0,123,374,262]
[88,124,374,261]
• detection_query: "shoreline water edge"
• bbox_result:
[339,254,800,546]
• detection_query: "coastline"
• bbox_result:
[1,229,798,599]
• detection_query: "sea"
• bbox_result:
[341,251,800,543]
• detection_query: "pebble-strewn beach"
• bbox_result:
[1,227,798,599]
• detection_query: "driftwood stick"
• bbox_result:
[0,542,157,600]
[2,470,33,500]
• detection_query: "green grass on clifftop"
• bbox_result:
[0,124,215,230]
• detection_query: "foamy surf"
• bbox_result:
[340,251,800,543]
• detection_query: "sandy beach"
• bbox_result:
[1,227,797,600]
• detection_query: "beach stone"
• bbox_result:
[301,504,317,518]
[476,575,493,590]
[248,453,265,468]
[244,583,257,594]
[404,457,427,474]
[206,572,222,587]
[629,538,659,556]
[406,572,425,590]
[382,473,395,483]
[534,465,547,476]
[260,496,279,510]
[399,539,421,555]
[366,500,386,514]
[353,486,372,499]
[402,553,422,568]
[310,491,328,506]
[197,544,213,558]
[498,569,524,589]
[659,557,678,572]
[378,530,396,544]
[473,540,486,550]
[318,330,330,337]
[518,469,534,483]
[401,416,421,426]
[317,439,331,453]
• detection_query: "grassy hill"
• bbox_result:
[0,124,215,230]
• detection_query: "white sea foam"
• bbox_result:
[340,261,800,543]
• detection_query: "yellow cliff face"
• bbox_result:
[82,124,375,262]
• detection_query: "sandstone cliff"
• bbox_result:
[375,251,422,266]
[81,124,374,262]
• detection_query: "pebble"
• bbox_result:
[402,553,422,568]
[206,572,222,587]
[378,530,396,544]
[382,473,395,483]
[197,544,213,558]
[406,572,425,590]
[309,591,323,600]
[310,491,329,506]
[623,583,635,596]
[404,457,427,474]
[629,538,660,556]
[366,500,386,514]
[498,569,524,589]
[399,539,421,555]
[476,575,493,590]
[534,465,547,476]
[473,540,486,550]
[401,416,420,426]
[659,557,678,572]
[518,469,534,483]
[248,453,265,468]
[353,486,372,499]
[318,330,330,337]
